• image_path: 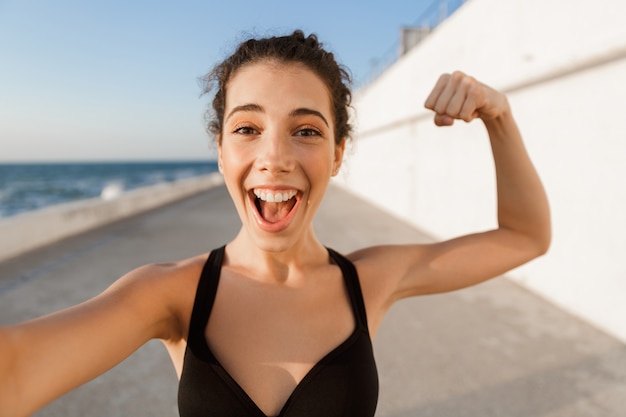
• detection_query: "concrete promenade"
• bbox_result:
[1,185,625,416]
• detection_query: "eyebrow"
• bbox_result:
[225,103,329,127]
[225,103,263,122]
[289,108,329,127]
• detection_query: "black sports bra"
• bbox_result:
[178,246,379,417]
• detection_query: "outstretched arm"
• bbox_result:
[354,71,551,310]
[0,263,184,417]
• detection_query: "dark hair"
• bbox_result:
[201,30,352,145]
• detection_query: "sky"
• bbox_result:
[0,0,444,162]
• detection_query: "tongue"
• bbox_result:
[259,199,296,223]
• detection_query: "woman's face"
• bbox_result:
[218,61,344,253]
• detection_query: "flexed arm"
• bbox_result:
[424,71,551,251]
[353,72,551,314]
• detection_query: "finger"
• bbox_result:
[444,88,467,118]
[424,73,450,110]
[432,76,458,115]
[434,113,454,126]
[458,91,479,122]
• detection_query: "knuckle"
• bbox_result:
[460,75,475,89]
[467,80,481,93]
[450,70,465,82]
[461,77,475,91]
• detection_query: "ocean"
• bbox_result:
[0,161,219,219]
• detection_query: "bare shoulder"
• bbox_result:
[103,253,209,342]
[109,254,207,294]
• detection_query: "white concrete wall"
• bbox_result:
[336,0,626,343]
[0,173,224,262]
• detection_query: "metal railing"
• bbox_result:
[358,0,469,88]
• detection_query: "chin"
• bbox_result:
[250,234,299,254]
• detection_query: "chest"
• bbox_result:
[176,249,380,417]
[205,271,355,415]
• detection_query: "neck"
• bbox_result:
[224,227,329,284]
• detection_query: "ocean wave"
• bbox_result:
[0,161,218,218]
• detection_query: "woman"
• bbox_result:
[0,30,550,417]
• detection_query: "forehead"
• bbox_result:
[225,61,333,117]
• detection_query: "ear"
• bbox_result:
[217,135,224,174]
[332,139,346,176]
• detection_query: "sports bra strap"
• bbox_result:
[187,245,225,350]
[326,247,370,332]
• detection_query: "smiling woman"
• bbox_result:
[217,60,344,253]
[0,30,550,417]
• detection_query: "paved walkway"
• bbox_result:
[1,185,625,417]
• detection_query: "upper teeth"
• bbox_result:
[253,189,297,203]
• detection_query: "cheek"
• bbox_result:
[220,143,248,169]
[302,151,335,182]
[219,150,246,190]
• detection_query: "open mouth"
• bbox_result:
[252,188,299,224]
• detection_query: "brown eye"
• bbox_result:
[233,126,258,135]
[294,127,322,137]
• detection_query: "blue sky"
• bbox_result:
[0,0,443,162]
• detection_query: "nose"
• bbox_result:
[254,132,295,174]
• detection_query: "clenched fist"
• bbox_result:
[424,71,510,126]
